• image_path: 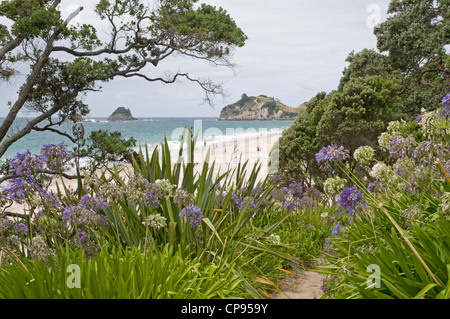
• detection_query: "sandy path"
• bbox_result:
[271,269,325,299]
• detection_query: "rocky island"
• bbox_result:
[107,107,138,122]
[219,94,304,121]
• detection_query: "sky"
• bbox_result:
[1,0,392,118]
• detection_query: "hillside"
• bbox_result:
[219,94,305,121]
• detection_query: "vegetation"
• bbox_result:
[79,130,138,172]
[0,127,337,298]
[278,0,449,188]
[273,0,450,299]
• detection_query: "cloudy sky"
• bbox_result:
[1,0,392,118]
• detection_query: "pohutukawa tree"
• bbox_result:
[0,0,247,158]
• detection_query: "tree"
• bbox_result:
[278,94,330,187]
[0,0,247,159]
[374,0,449,114]
[79,130,138,172]
[338,49,395,92]
[317,76,403,156]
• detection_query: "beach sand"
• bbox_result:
[183,130,281,180]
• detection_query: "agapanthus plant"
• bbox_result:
[179,204,204,228]
[336,186,366,217]
[316,144,349,174]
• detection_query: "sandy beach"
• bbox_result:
[183,130,281,180]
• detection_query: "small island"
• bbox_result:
[107,107,138,122]
[219,94,304,121]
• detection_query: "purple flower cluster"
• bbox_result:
[63,196,109,229]
[389,135,416,159]
[2,176,39,203]
[2,175,60,208]
[439,94,450,119]
[288,183,303,199]
[9,143,73,177]
[40,143,73,171]
[283,201,297,213]
[13,223,29,235]
[316,144,350,173]
[179,204,204,227]
[336,186,366,217]
[231,192,257,213]
[332,221,342,237]
[9,151,45,176]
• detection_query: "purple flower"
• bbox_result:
[179,204,204,227]
[73,228,89,247]
[283,201,297,213]
[442,94,450,107]
[145,191,161,208]
[238,196,256,212]
[389,135,416,159]
[251,186,264,197]
[337,186,366,216]
[9,150,45,176]
[438,94,450,119]
[271,187,290,202]
[316,144,349,173]
[332,222,342,237]
[288,183,303,199]
[63,197,109,229]
[40,143,73,171]
[297,195,312,208]
[14,223,29,234]
[79,195,110,212]
[2,176,40,204]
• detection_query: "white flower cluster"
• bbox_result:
[387,119,409,134]
[378,120,410,151]
[370,163,395,186]
[323,176,346,197]
[378,132,394,151]
[419,111,449,144]
[353,146,375,166]
[268,234,281,245]
[155,179,175,197]
[145,214,167,230]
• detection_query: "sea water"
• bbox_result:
[0,117,293,163]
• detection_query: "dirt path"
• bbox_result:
[271,269,325,299]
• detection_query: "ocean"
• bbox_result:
[0,117,293,163]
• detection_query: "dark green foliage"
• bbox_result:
[374,0,450,116]
[338,49,395,92]
[80,130,137,171]
[317,76,402,153]
[263,101,277,115]
[237,93,250,106]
